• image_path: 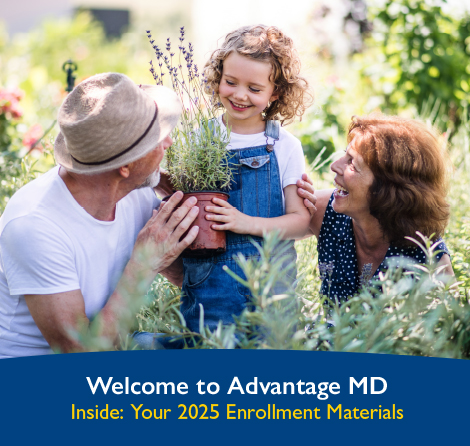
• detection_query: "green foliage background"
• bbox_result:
[0,3,469,356]
[361,0,470,132]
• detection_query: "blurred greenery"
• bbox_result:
[296,79,343,165]
[362,0,470,132]
[297,0,470,166]
[0,85,55,211]
[0,11,158,126]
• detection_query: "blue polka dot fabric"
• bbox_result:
[317,193,450,302]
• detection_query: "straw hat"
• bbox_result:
[54,72,182,174]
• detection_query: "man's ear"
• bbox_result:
[118,164,131,178]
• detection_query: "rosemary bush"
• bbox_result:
[133,230,469,357]
[147,28,233,193]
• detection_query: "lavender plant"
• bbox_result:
[318,260,334,298]
[147,28,233,193]
[359,263,373,289]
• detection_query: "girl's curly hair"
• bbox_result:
[348,114,450,248]
[203,25,313,125]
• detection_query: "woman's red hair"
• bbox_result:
[348,114,450,247]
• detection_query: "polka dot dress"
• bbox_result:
[317,193,450,303]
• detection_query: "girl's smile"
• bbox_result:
[218,51,278,133]
[228,100,252,111]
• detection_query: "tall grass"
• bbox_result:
[445,114,470,294]
[137,229,469,357]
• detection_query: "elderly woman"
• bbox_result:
[297,114,453,301]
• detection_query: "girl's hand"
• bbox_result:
[205,198,252,234]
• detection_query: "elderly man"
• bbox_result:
[0,73,199,358]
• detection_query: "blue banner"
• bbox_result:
[1,351,467,445]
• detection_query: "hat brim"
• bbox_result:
[54,84,182,174]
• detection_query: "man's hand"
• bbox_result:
[296,173,317,217]
[154,168,174,198]
[132,191,199,277]
[205,197,252,234]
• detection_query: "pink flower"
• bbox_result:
[22,124,44,152]
[0,87,24,119]
[326,75,343,91]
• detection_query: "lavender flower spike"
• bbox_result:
[318,262,327,281]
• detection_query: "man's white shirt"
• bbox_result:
[0,166,159,358]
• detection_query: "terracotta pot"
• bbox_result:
[164,191,229,257]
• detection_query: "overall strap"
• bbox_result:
[265,120,280,152]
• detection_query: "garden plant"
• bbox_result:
[146,27,233,193]
[147,27,234,255]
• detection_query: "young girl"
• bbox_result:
[181,24,313,333]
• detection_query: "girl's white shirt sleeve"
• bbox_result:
[275,127,305,190]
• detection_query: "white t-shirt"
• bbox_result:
[216,116,305,204]
[0,166,159,358]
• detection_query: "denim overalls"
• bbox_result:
[181,120,297,332]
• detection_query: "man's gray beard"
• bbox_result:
[138,170,161,189]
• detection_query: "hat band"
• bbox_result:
[70,102,158,166]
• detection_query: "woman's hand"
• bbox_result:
[296,173,317,216]
[205,197,252,234]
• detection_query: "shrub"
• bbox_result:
[360,0,470,132]
[0,86,54,214]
